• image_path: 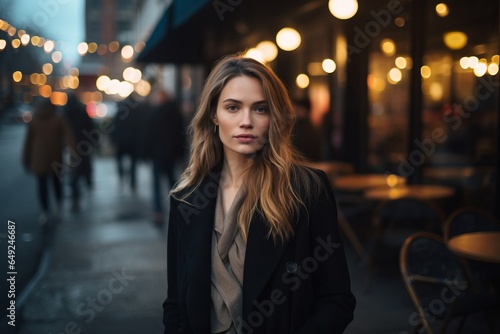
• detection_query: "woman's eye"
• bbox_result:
[226,105,238,111]
[255,106,267,113]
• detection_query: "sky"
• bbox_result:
[7,0,85,66]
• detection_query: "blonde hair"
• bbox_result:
[171,55,322,243]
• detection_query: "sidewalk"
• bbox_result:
[17,156,168,334]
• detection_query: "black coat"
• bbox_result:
[163,167,356,333]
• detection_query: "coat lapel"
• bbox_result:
[176,169,221,333]
[242,214,289,318]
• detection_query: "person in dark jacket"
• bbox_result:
[22,98,76,226]
[63,93,95,211]
[163,55,355,333]
[144,89,186,225]
[111,94,143,192]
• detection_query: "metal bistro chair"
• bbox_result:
[364,197,445,291]
[400,232,499,334]
[443,206,500,294]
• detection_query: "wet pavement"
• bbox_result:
[4,153,498,334]
[13,156,168,334]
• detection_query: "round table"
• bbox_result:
[364,184,455,201]
[447,232,500,263]
[333,174,406,192]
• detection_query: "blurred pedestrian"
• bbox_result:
[291,97,324,162]
[163,55,355,333]
[22,98,76,226]
[111,94,143,192]
[144,89,186,226]
[63,93,95,212]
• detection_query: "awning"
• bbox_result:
[135,0,213,64]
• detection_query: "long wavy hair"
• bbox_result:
[171,55,321,243]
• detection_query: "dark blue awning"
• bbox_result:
[135,0,212,64]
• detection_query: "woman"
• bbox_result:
[163,55,355,333]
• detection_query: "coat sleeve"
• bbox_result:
[163,196,183,333]
[294,170,356,334]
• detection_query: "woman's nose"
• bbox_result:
[240,110,253,128]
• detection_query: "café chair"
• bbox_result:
[400,232,499,334]
[364,197,445,291]
[443,206,500,242]
[443,206,500,293]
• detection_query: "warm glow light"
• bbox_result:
[68,76,79,89]
[51,92,67,106]
[118,81,134,98]
[134,41,146,53]
[39,85,52,98]
[367,75,386,92]
[97,44,108,55]
[0,39,6,50]
[123,67,142,83]
[31,36,40,46]
[37,74,47,85]
[244,48,265,63]
[468,56,479,68]
[13,71,22,82]
[12,39,21,48]
[421,65,431,78]
[488,63,499,76]
[381,39,396,56]
[395,17,405,27]
[474,61,487,77]
[296,74,310,89]
[52,51,62,63]
[322,59,337,73]
[20,34,30,46]
[96,75,111,91]
[134,79,151,97]
[42,63,53,75]
[459,56,469,69]
[307,62,325,76]
[386,174,399,187]
[387,68,402,84]
[492,55,499,65]
[395,57,407,69]
[109,41,120,52]
[44,40,55,53]
[96,103,108,117]
[88,42,98,53]
[429,82,443,101]
[443,31,467,50]
[256,41,278,62]
[107,79,121,95]
[7,27,16,36]
[121,45,134,59]
[328,0,358,20]
[78,42,88,55]
[276,28,301,51]
[435,3,449,17]
[30,73,38,85]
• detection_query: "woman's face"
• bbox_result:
[214,75,270,161]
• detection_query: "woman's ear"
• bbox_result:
[213,116,218,125]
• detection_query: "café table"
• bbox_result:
[447,231,500,263]
[333,173,406,192]
[330,173,406,265]
[363,184,455,201]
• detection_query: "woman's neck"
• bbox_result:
[220,156,253,189]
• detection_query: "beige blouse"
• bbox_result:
[210,187,247,334]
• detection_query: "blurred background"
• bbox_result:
[0,0,499,333]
